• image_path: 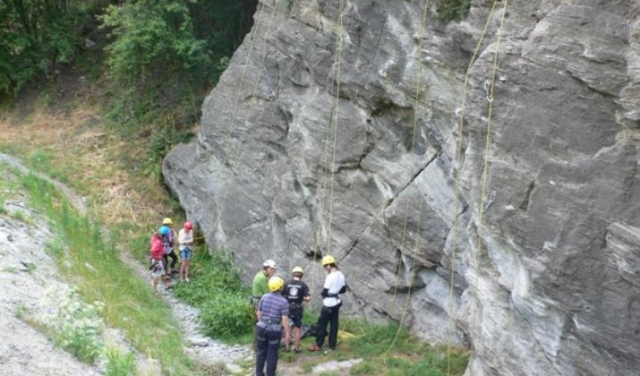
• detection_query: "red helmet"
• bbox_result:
[184,221,193,230]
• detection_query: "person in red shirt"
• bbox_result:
[150,233,169,294]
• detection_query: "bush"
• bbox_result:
[436,0,471,22]
[105,347,136,376]
[43,289,105,363]
[0,0,87,95]
[200,294,254,339]
[174,250,253,339]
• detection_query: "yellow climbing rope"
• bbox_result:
[206,1,278,242]
[445,1,502,373]
[325,0,346,258]
[468,1,509,375]
[384,0,431,360]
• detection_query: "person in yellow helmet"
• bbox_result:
[160,218,178,276]
[308,255,346,352]
[255,276,290,376]
[283,266,311,353]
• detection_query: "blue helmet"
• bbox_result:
[159,225,170,236]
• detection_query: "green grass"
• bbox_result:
[17,168,199,375]
[173,250,254,342]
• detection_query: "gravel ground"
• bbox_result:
[0,154,252,375]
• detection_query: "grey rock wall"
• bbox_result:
[164,0,640,374]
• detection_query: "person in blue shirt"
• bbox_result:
[256,276,290,376]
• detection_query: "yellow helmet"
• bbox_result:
[268,276,285,292]
[321,255,336,266]
[292,266,305,275]
[162,217,173,225]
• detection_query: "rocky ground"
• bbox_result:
[0,154,251,375]
[0,153,361,375]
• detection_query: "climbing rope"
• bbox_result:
[325,0,346,258]
[384,0,431,360]
[308,0,348,295]
[468,1,509,375]
[445,0,502,374]
[206,1,277,243]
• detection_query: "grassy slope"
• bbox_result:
[0,70,198,374]
[0,67,469,375]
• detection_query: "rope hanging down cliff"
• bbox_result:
[207,1,279,239]
[310,0,348,294]
[445,0,502,374]
[467,1,509,375]
[384,0,431,360]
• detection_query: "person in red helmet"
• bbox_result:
[179,221,194,282]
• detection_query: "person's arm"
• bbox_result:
[304,287,311,302]
[256,299,263,321]
[282,315,290,351]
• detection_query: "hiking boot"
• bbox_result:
[308,344,321,352]
[294,348,301,354]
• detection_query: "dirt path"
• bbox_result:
[0,153,252,374]
[0,153,363,375]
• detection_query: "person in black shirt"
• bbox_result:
[282,266,311,353]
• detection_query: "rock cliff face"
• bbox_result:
[163,0,640,374]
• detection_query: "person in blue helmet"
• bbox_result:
[160,217,179,277]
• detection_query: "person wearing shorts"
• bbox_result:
[283,266,310,353]
[178,221,194,282]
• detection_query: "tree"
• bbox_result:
[0,0,85,95]
[99,0,210,87]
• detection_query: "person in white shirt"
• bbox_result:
[308,255,346,352]
[178,221,194,282]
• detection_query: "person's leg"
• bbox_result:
[169,251,178,272]
[266,330,281,376]
[184,259,190,281]
[312,306,331,349]
[161,260,171,289]
[255,326,268,376]
[179,250,186,281]
[162,254,169,274]
[294,326,301,351]
[328,306,340,349]
[284,319,292,350]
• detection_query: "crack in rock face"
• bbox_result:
[163,1,640,375]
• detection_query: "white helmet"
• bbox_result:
[263,259,277,268]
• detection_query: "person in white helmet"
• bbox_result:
[283,266,311,353]
[251,259,277,349]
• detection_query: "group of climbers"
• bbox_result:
[149,217,194,294]
[148,218,347,376]
[253,256,346,376]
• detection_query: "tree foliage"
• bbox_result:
[99,0,210,86]
[436,0,471,22]
[0,0,87,95]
